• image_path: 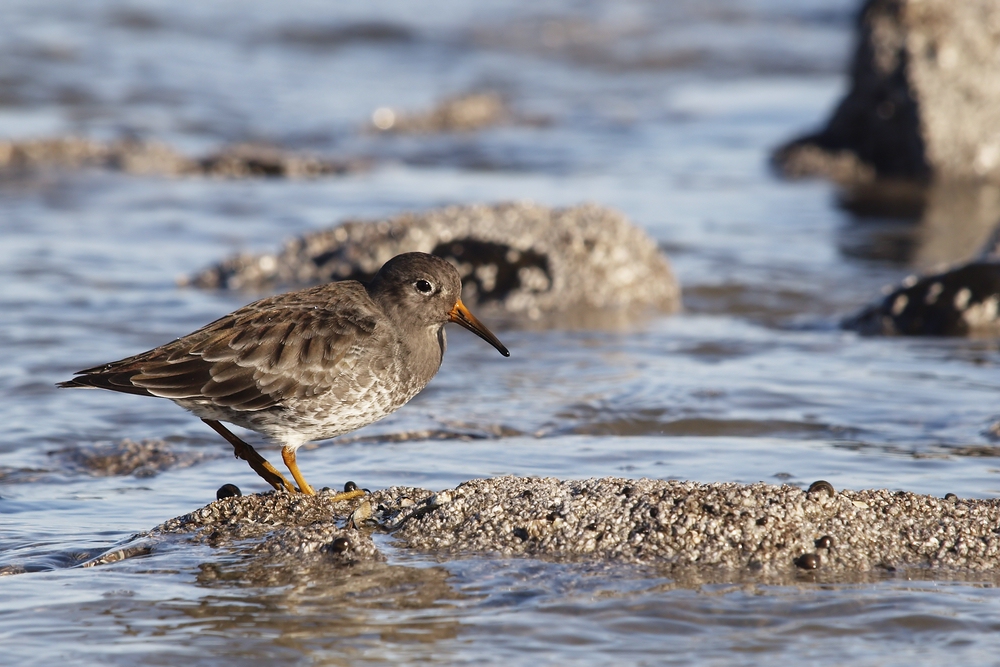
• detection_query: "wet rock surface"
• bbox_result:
[371,477,1000,574]
[0,137,362,178]
[89,476,1000,578]
[773,0,1000,185]
[85,487,382,571]
[185,202,680,319]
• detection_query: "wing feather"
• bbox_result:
[60,281,385,412]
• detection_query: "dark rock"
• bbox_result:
[843,261,1000,335]
[794,553,822,570]
[808,480,836,497]
[183,202,681,320]
[216,483,242,500]
[839,179,1000,337]
[773,0,1000,185]
[273,21,415,51]
[196,143,362,178]
[329,536,351,553]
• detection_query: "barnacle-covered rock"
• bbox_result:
[185,202,680,320]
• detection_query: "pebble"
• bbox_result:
[795,553,821,570]
[216,484,242,500]
[807,480,835,497]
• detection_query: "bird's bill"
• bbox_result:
[449,300,510,357]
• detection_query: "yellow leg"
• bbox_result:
[281,445,367,502]
[202,419,296,494]
[281,446,315,495]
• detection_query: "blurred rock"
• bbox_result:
[369,92,523,134]
[0,137,362,178]
[272,21,415,51]
[184,202,681,319]
[0,137,190,174]
[196,143,363,178]
[844,261,1000,335]
[52,438,214,477]
[773,0,1000,185]
[841,180,1000,336]
[779,0,1000,337]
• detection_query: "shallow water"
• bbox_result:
[4,0,1000,664]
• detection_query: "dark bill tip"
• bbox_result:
[449,300,510,357]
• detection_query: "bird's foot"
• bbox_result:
[327,489,367,503]
[326,480,366,503]
[202,419,296,493]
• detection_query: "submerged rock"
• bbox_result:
[773,0,1000,185]
[81,476,1000,578]
[51,438,215,478]
[184,202,681,319]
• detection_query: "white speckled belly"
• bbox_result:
[178,326,443,450]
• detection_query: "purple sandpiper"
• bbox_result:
[60,252,509,497]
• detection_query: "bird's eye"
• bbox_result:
[414,279,434,294]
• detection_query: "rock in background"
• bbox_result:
[0,137,363,178]
[773,0,1000,185]
[367,92,531,134]
[844,261,1000,335]
[0,90,526,178]
[771,0,1000,335]
[185,202,681,320]
[840,181,1000,335]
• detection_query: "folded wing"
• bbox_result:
[59,282,381,412]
